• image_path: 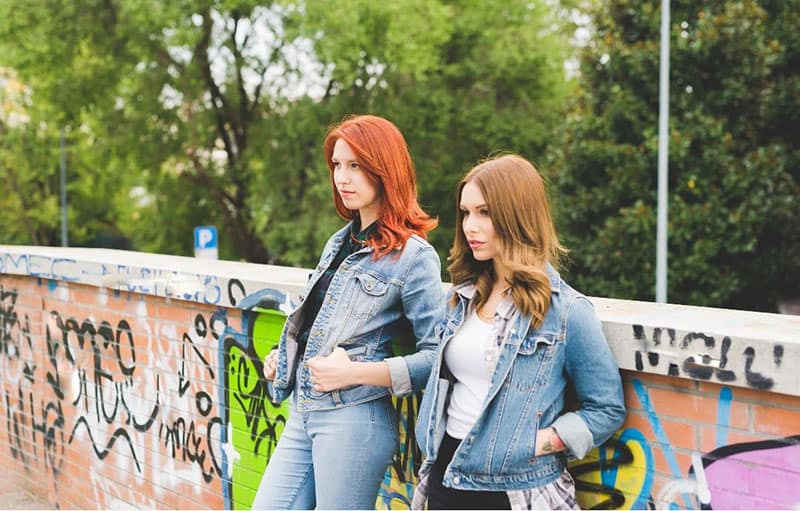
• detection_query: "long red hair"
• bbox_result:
[323,115,437,259]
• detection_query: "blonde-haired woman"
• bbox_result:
[414,154,626,510]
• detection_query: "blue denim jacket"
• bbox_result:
[415,265,626,491]
[269,222,445,412]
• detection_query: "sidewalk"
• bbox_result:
[0,478,53,510]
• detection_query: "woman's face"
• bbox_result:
[460,180,499,262]
[332,138,381,226]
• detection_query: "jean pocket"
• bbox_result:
[341,343,369,361]
[510,334,559,391]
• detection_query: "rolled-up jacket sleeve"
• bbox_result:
[551,297,626,459]
[384,245,445,397]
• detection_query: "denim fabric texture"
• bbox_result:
[251,393,397,509]
[269,221,446,411]
[294,221,378,353]
[415,265,626,492]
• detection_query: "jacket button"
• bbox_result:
[453,476,461,485]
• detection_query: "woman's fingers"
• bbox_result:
[263,350,278,380]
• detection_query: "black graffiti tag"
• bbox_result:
[632,325,780,390]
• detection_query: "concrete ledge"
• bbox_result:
[0,245,308,307]
[593,297,800,397]
[3,245,798,397]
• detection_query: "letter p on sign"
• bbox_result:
[194,226,218,259]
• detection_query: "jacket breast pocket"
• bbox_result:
[348,272,392,320]
[510,333,559,392]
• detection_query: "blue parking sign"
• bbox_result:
[194,226,218,259]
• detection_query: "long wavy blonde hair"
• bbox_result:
[448,154,568,329]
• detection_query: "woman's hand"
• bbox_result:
[535,427,566,456]
[306,347,355,392]
[262,350,278,381]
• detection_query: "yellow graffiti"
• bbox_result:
[572,431,653,510]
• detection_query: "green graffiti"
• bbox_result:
[227,308,290,510]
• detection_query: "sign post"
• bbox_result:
[194,226,218,260]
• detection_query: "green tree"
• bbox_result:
[554,0,800,310]
[262,0,575,266]
[0,71,61,246]
[0,0,575,267]
[1,69,128,248]
[1,1,303,260]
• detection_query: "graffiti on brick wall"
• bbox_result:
[1,278,426,509]
[1,284,66,479]
[570,377,800,510]
[631,325,785,390]
[692,435,800,509]
[377,393,423,509]
[570,431,655,509]
[0,281,229,508]
[157,310,225,481]
[4,276,799,510]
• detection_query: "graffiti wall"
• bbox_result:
[570,374,800,509]
[0,273,423,509]
[1,247,799,510]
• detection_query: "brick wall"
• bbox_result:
[1,246,798,509]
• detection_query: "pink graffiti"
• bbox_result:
[702,437,800,509]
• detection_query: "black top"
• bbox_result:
[295,219,379,353]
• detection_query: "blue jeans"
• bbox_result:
[252,394,398,509]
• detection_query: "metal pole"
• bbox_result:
[656,0,670,303]
[60,127,68,247]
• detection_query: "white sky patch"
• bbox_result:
[565,7,593,79]
[198,6,330,103]
[159,84,184,110]
[129,185,153,208]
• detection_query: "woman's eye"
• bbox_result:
[332,161,340,168]
[480,209,490,216]
[350,162,360,169]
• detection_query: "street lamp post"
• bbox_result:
[656,0,670,303]
[60,127,68,247]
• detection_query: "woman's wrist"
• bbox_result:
[349,361,392,388]
[538,427,566,455]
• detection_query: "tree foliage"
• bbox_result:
[0,0,567,265]
[269,0,574,264]
[1,0,796,312]
[554,0,800,310]
[0,0,573,266]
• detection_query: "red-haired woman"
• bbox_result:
[252,115,445,509]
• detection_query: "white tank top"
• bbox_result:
[444,310,495,439]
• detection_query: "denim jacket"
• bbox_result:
[415,265,626,491]
[269,222,445,412]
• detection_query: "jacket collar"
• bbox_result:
[452,263,562,306]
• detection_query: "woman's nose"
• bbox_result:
[463,217,477,233]
[334,169,349,184]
